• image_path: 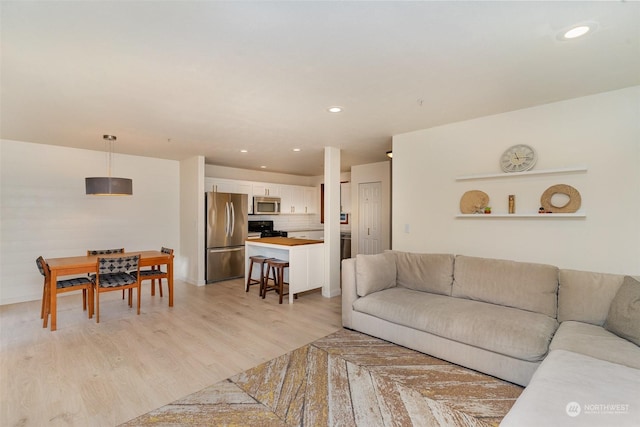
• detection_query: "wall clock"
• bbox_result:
[500,144,537,173]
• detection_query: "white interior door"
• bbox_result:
[358,182,382,255]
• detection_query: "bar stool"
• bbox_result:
[246,256,271,293]
[263,258,291,304]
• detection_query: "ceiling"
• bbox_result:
[2,1,639,176]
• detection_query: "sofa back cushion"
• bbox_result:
[355,252,396,297]
[604,276,640,346]
[392,251,454,296]
[558,269,625,325]
[452,255,558,318]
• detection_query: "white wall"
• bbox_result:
[0,139,181,305]
[392,87,640,275]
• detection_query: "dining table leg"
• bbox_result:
[49,269,57,331]
[168,258,174,307]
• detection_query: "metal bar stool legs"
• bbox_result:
[263,259,290,304]
[246,256,270,293]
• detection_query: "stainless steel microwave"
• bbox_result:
[253,196,281,215]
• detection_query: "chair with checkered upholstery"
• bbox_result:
[87,248,126,299]
[92,254,141,323]
[131,247,173,297]
[87,248,125,256]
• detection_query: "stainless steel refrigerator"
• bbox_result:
[205,192,248,283]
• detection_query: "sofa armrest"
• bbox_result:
[341,257,358,328]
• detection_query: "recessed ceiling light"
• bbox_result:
[260,165,267,169]
[240,149,248,153]
[327,106,343,113]
[558,22,597,41]
[293,148,301,152]
[564,26,590,39]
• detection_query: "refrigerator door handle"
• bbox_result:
[207,247,243,253]
[225,202,230,236]
[230,202,235,236]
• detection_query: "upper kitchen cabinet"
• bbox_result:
[340,182,351,213]
[281,185,317,214]
[304,187,317,214]
[205,178,253,212]
[206,176,317,215]
[206,178,252,195]
[253,183,280,197]
[280,185,300,214]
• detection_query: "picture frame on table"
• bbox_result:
[340,213,348,224]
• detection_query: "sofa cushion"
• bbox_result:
[558,269,624,325]
[352,287,558,361]
[355,252,396,297]
[392,251,454,296]
[501,349,640,427]
[452,255,558,318]
[604,276,640,346]
[550,321,640,370]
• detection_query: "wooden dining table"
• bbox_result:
[44,250,174,331]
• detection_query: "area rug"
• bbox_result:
[121,329,523,426]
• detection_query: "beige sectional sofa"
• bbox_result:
[342,251,640,426]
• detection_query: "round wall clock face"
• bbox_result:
[500,144,537,173]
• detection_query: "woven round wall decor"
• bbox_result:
[540,184,581,213]
[460,190,489,214]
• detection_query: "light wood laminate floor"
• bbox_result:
[0,279,342,427]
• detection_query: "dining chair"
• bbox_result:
[93,254,141,323]
[36,256,93,328]
[132,247,173,297]
[87,248,125,256]
[87,248,126,299]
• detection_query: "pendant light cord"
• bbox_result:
[103,134,116,178]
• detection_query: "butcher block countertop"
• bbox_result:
[247,237,324,246]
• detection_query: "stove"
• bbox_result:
[248,220,288,238]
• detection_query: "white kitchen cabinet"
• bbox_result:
[279,185,293,213]
[208,178,316,215]
[303,187,317,214]
[206,178,253,212]
[245,239,325,304]
[207,178,252,195]
[340,182,351,213]
[252,183,280,197]
[235,182,252,196]
[237,182,253,214]
[207,178,233,193]
[281,185,306,214]
[279,185,316,214]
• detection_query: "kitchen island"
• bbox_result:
[245,237,324,304]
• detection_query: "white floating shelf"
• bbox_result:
[456,166,587,181]
[456,213,586,218]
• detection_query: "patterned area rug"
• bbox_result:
[121,329,523,426]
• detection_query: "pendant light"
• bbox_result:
[85,135,133,195]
